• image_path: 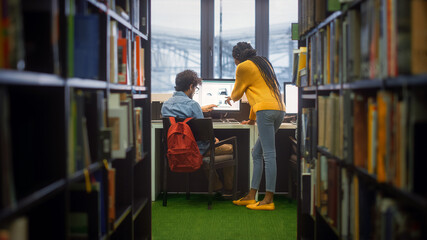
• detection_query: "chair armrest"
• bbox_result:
[214,136,237,147]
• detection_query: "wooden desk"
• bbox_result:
[150,121,297,201]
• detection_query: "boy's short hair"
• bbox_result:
[175,70,202,92]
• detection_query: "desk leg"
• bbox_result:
[151,126,157,201]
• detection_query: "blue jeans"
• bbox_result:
[251,110,286,193]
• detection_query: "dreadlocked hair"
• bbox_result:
[232,42,283,109]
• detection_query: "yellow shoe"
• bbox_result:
[246,202,275,210]
[232,197,256,206]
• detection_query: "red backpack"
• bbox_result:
[166,117,203,172]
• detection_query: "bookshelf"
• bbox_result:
[0,0,151,239]
[295,0,427,239]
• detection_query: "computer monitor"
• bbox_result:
[193,79,241,115]
[283,82,298,114]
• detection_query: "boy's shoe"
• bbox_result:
[246,202,275,210]
[232,197,256,206]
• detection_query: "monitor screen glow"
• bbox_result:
[284,84,298,114]
[193,79,240,111]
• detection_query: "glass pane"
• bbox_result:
[151,0,201,93]
[269,0,298,86]
[214,0,255,79]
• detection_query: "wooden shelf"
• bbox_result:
[114,205,132,230]
[0,0,151,238]
[133,86,147,92]
[135,152,149,166]
[316,146,343,161]
[385,74,427,88]
[318,149,427,214]
[343,79,384,90]
[315,208,339,237]
[0,180,66,223]
[301,94,317,100]
[302,86,316,92]
[86,0,148,41]
[68,162,104,184]
[133,94,148,100]
[0,70,64,87]
[110,83,133,91]
[87,0,108,12]
[132,197,148,221]
[317,84,341,91]
[132,27,148,40]
[350,166,427,213]
[109,10,132,30]
[301,11,342,40]
[67,78,108,89]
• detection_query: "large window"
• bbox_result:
[151,0,298,94]
[269,0,298,84]
[151,0,200,93]
[214,0,255,79]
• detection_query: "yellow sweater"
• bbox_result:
[231,60,285,120]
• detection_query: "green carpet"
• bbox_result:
[152,194,297,240]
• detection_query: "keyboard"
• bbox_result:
[212,118,240,124]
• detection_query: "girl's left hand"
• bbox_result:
[225,96,232,106]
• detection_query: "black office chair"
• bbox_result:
[162,117,238,209]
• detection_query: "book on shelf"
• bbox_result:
[309,34,316,85]
[319,155,328,216]
[108,93,129,159]
[376,90,391,182]
[326,24,331,84]
[351,174,359,240]
[327,158,338,227]
[68,90,85,174]
[109,0,116,11]
[367,97,378,175]
[74,13,100,80]
[315,0,326,25]
[0,0,25,70]
[132,0,140,29]
[0,216,28,240]
[353,93,368,169]
[93,170,107,236]
[340,168,350,238]
[318,96,327,148]
[135,36,145,86]
[342,90,353,163]
[317,29,325,85]
[296,47,307,87]
[411,0,427,75]
[291,49,300,85]
[135,107,143,162]
[110,20,119,83]
[115,0,130,20]
[117,35,128,85]
[310,168,316,217]
[84,91,111,162]
[375,196,423,239]
[108,168,116,229]
[120,95,134,148]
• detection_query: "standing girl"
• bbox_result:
[226,42,285,210]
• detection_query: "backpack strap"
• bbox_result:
[169,116,176,124]
[183,117,193,124]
